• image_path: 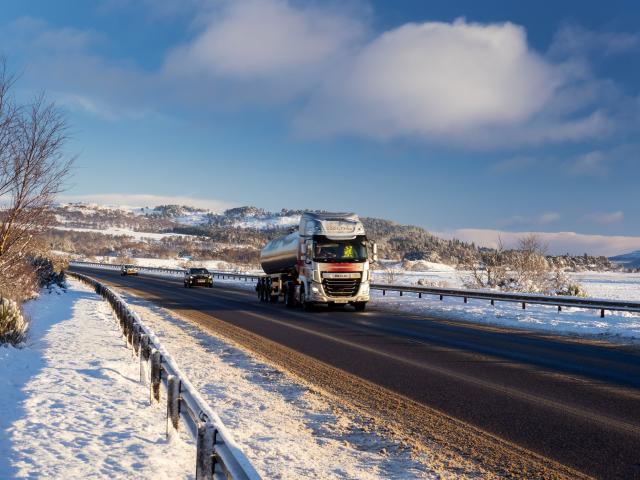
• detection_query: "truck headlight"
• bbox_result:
[311,286,320,294]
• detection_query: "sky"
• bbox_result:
[1,0,639,255]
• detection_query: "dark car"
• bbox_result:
[184,267,213,288]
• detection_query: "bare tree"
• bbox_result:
[461,237,509,289]
[0,58,73,300]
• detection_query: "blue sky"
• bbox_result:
[1,0,639,255]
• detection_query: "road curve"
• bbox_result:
[71,266,640,479]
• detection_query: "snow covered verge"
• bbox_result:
[206,275,640,343]
[117,290,461,479]
[0,279,194,479]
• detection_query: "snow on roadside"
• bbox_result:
[209,276,640,342]
[0,279,194,479]
[118,290,451,480]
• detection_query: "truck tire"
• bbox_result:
[354,302,366,312]
[299,287,313,312]
[284,285,295,308]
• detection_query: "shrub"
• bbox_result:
[0,297,28,345]
[31,254,67,289]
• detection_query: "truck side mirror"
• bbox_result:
[306,242,314,262]
[371,242,378,263]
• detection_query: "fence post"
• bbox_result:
[150,349,162,403]
[167,375,181,432]
[127,314,134,346]
[196,423,215,480]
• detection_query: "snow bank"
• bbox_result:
[119,291,449,479]
[0,280,194,479]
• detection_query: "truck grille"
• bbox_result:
[322,278,361,297]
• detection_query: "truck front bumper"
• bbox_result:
[308,282,370,303]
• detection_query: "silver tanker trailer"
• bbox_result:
[257,212,377,311]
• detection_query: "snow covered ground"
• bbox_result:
[118,290,458,479]
[0,279,194,479]
[54,225,195,241]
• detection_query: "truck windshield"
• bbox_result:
[314,240,367,262]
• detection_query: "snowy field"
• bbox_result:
[118,290,462,479]
[54,226,195,241]
[0,279,194,479]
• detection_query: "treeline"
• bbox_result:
[52,204,623,272]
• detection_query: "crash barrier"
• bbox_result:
[68,271,261,480]
[70,261,640,318]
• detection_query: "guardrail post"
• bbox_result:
[491,299,495,306]
[196,423,215,480]
[167,375,181,433]
[418,292,422,299]
[522,302,526,310]
[150,350,162,403]
[558,305,562,312]
[464,297,468,304]
[382,289,385,296]
[440,295,443,301]
[399,291,403,297]
[600,309,605,318]
[127,314,134,346]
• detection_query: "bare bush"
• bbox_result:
[459,235,586,296]
[381,263,402,284]
[461,238,509,290]
[0,297,28,345]
[115,255,136,265]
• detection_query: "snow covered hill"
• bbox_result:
[610,250,640,268]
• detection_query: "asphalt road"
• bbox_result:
[71,266,640,479]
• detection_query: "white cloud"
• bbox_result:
[496,212,560,227]
[58,193,235,212]
[550,24,640,58]
[584,211,624,225]
[440,228,640,257]
[297,19,565,140]
[163,0,365,100]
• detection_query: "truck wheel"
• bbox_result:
[284,284,295,308]
[354,302,366,312]
[270,295,279,303]
[299,287,313,312]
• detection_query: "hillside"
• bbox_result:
[48,203,618,271]
[610,250,640,269]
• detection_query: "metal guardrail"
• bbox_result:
[69,261,640,318]
[69,271,261,480]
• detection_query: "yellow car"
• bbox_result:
[121,264,139,276]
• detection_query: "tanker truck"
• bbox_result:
[256,212,377,311]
